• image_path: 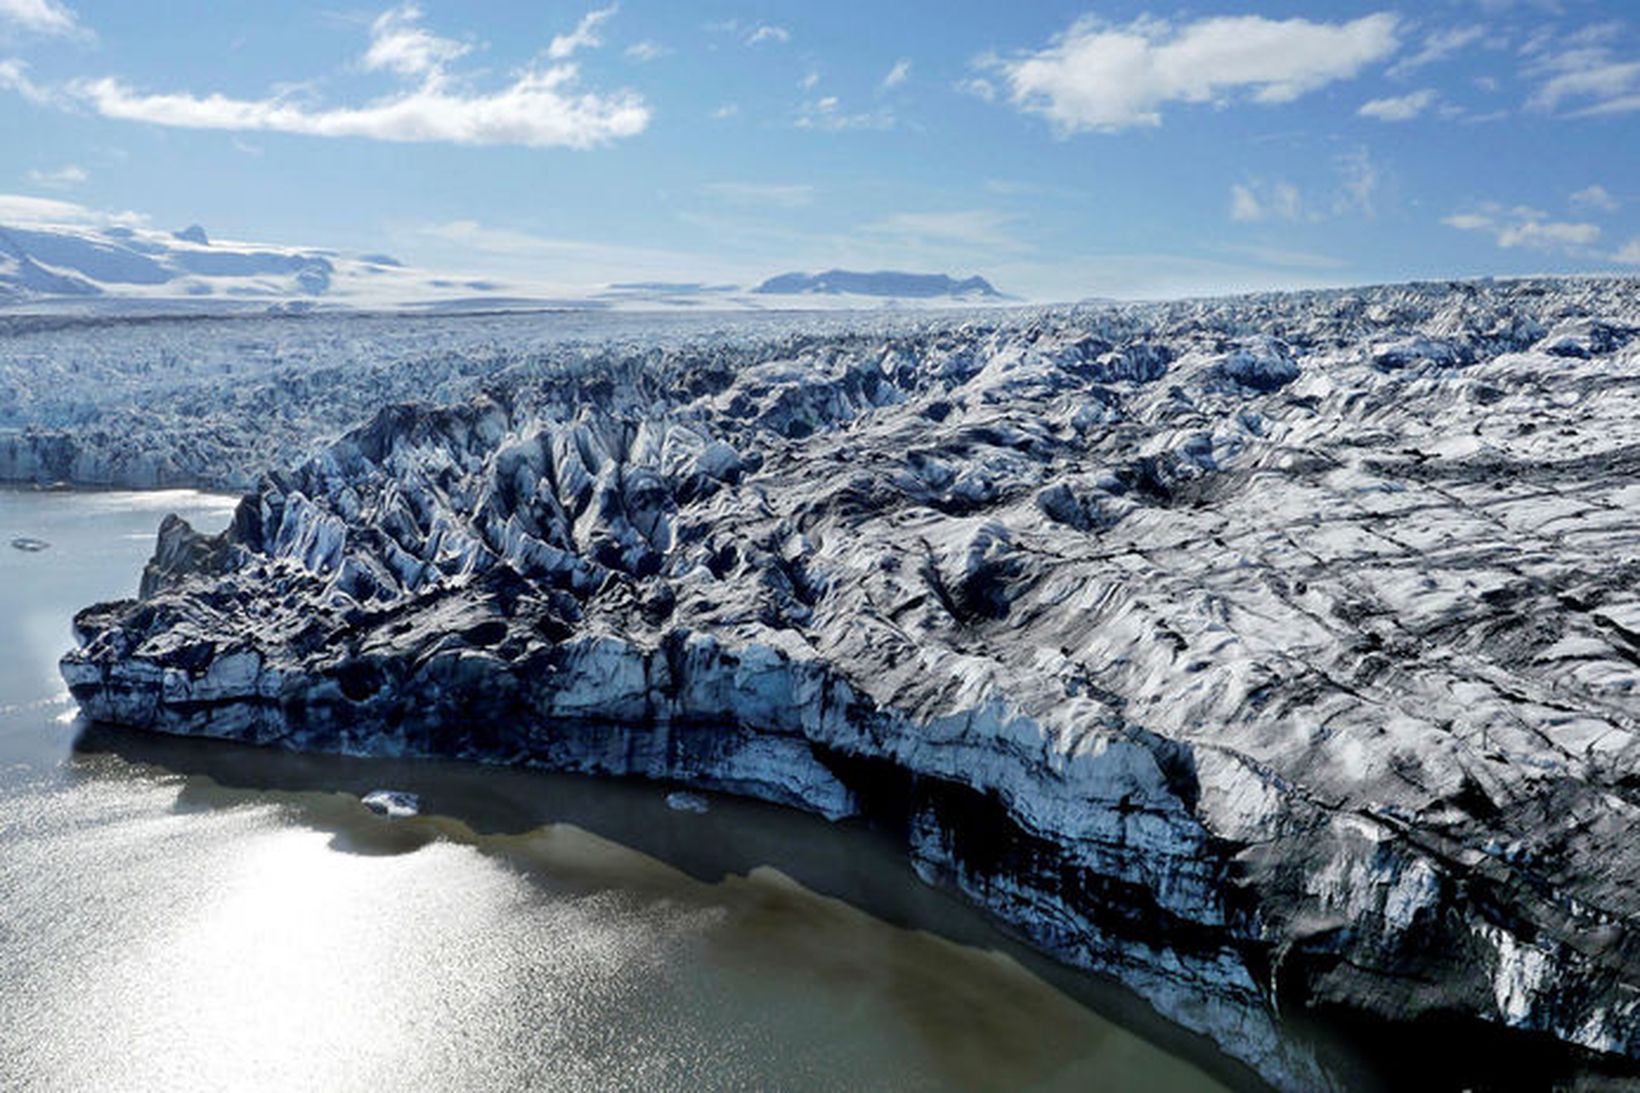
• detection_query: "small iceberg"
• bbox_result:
[665,791,710,814]
[362,789,421,818]
[10,537,49,552]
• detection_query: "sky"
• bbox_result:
[1,0,1638,300]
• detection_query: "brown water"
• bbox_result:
[0,488,1235,1092]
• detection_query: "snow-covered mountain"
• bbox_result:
[0,221,1013,312]
[0,221,395,306]
[755,269,1003,298]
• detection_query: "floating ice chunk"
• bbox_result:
[665,791,710,814]
[361,789,421,818]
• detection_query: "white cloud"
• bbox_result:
[1230,180,1303,222]
[1615,238,1640,264]
[987,13,1400,134]
[746,24,790,46]
[1570,184,1619,212]
[799,70,819,90]
[881,59,911,90]
[624,40,667,62]
[1498,219,1602,248]
[701,182,815,208]
[1444,203,1602,251]
[547,5,616,61]
[26,163,86,187]
[1389,25,1487,76]
[957,77,996,102]
[710,102,738,119]
[28,6,649,149]
[363,4,470,78]
[0,192,143,227]
[0,0,82,36]
[1358,88,1437,121]
[70,67,649,147]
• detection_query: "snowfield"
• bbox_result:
[34,276,1640,1089]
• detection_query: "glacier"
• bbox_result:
[29,276,1640,1089]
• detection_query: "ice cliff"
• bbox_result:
[57,278,1640,1089]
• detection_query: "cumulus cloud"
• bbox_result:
[362,4,470,78]
[1444,203,1602,251]
[1616,238,1640,264]
[1358,88,1437,121]
[985,13,1400,134]
[1570,184,1619,212]
[0,0,82,36]
[17,5,650,149]
[547,4,616,61]
[881,59,911,90]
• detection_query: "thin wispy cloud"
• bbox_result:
[0,58,54,104]
[864,209,1026,252]
[796,95,894,131]
[747,24,790,46]
[26,163,86,187]
[881,59,911,90]
[1332,147,1380,216]
[1570,184,1620,211]
[1230,180,1304,223]
[1389,25,1488,77]
[14,5,650,148]
[702,182,816,208]
[624,40,667,63]
[1359,88,1438,121]
[984,13,1401,134]
[546,4,616,61]
[1525,22,1640,116]
[0,192,142,227]
[1229,150,1381,224]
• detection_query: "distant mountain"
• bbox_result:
[0,222,342,303]
[0,221,1018,312]
[754,269,1003,299]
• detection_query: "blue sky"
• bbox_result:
[1,0,1637,299]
